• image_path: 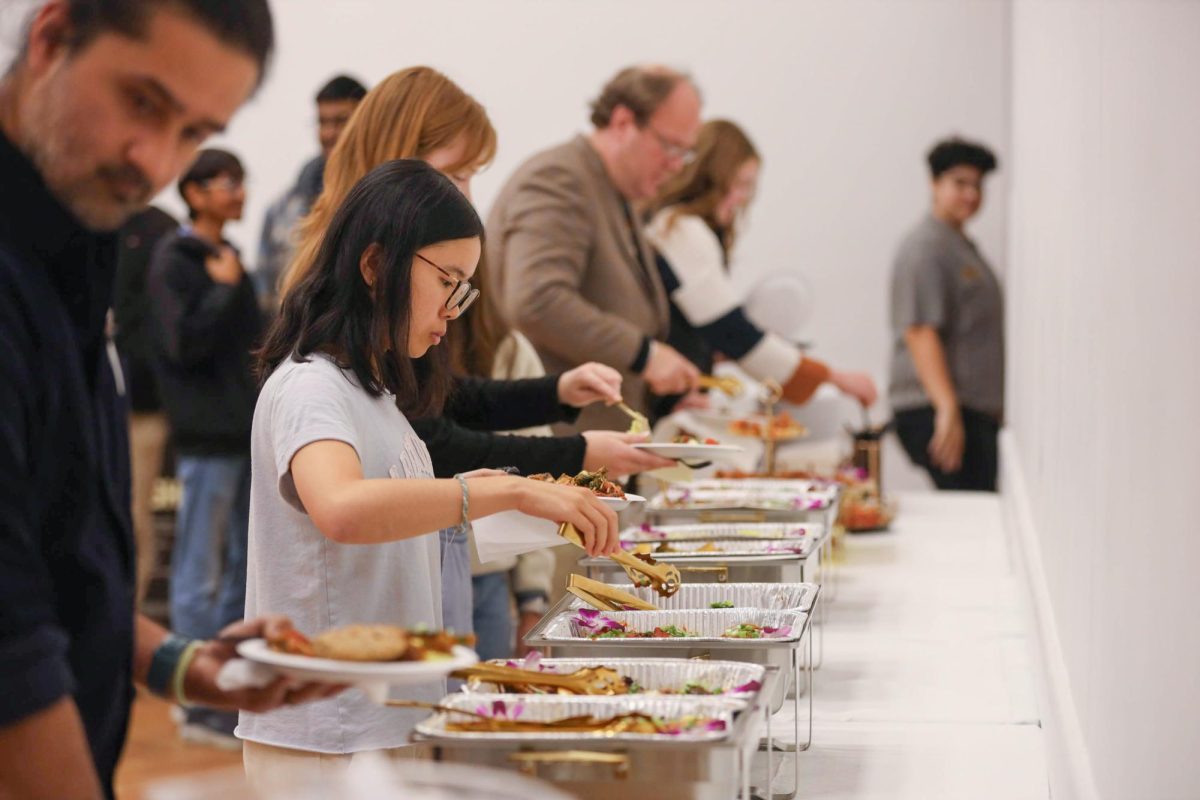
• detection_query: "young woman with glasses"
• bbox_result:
[240,160,621,779]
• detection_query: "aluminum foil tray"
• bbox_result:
[686,478,837,493]
[540,608,806,644]
[621,522,820,544]
[624,538,817,558]
[565,582,817,614]
[466,657,767,700]
[648,486,834,512]
[415,693,744,743]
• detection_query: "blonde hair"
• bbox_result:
[650,119,759,257]
[279,66,497,296]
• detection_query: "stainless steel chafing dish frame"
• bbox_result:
[522,602,816,799]
[413,688,766,800]
[642,485,842,598]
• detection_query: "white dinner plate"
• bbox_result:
[632,443,745,461]
[599,493,645,511]
[236,639,478,686]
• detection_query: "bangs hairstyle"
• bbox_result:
[649,119,759,258]
[281,66,496,297]
[177,148,244,219]
[927,137,998,179]
[257,159,484,417]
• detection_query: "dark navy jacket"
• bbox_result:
[0,130,135,796]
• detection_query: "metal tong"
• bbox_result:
[566,573,657,612]
[615,401,650,433]
[698,374,744,397]
[558,522,681,596]
[451,662,629,695]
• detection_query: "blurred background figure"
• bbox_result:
[255,74,368,308]
[148,149,263,744]
[646,118,877,417]
[114,205,179,605]
[889,137,1002,491]
[488,65,704,429]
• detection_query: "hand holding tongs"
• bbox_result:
[558,522,680,596]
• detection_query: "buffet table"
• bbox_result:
[763,491,1049,799]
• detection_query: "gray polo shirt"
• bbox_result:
[888,214,1004,418]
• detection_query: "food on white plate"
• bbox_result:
[267,624,475,662]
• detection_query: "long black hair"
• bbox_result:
[257,159,482,417]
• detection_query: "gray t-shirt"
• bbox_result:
[888,214,1004,418]
[237,354,443,753]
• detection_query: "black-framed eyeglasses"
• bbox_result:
[643,124,696,165]
[415,252,479,313]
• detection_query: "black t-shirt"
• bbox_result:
[0,131,134,797]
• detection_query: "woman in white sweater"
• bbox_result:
[646,119,876,408]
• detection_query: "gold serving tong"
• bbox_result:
[699,374,744,397]
[615,401,650,434]
[566,574,657,612]
[385,699,594,729]
[451,662,629,695]
[558,523,681,596]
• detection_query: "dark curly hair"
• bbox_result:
[927,137,998,179]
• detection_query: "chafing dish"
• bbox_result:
[415,693,760,800]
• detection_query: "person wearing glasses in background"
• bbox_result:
[488,65,704,431]
[889,137,1003,491]
[147,149,263,745]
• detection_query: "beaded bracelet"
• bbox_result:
[454,474,470,529]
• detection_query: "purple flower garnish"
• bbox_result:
[732,679,763,693]
[702,719,728,732]
[761,625,793,638]
[636,522,667,539]
[476,699,524,719]
[572,608,625,634]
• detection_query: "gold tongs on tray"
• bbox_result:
[566,573,657,612]
[698,374,743,397]
[558,522,681,596]
[450,662,629,695]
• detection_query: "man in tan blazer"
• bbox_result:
[488,66,703,433]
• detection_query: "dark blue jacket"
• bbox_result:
[0,130,135,797]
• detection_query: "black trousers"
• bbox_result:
[893,406,999,492]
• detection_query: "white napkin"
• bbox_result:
[471,511,571,565]
[215,658,390,703]
[215,658,277,692]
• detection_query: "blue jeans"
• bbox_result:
[472,571,514,661]
[439,527,473,635]
[171,455,250,640]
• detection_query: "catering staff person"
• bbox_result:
[889,137,1003,491]
[488,65,704,430]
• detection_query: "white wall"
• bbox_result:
[1005,1,1200,798]
[1,0,1010,485]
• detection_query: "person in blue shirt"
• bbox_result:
[0,2,335,796]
